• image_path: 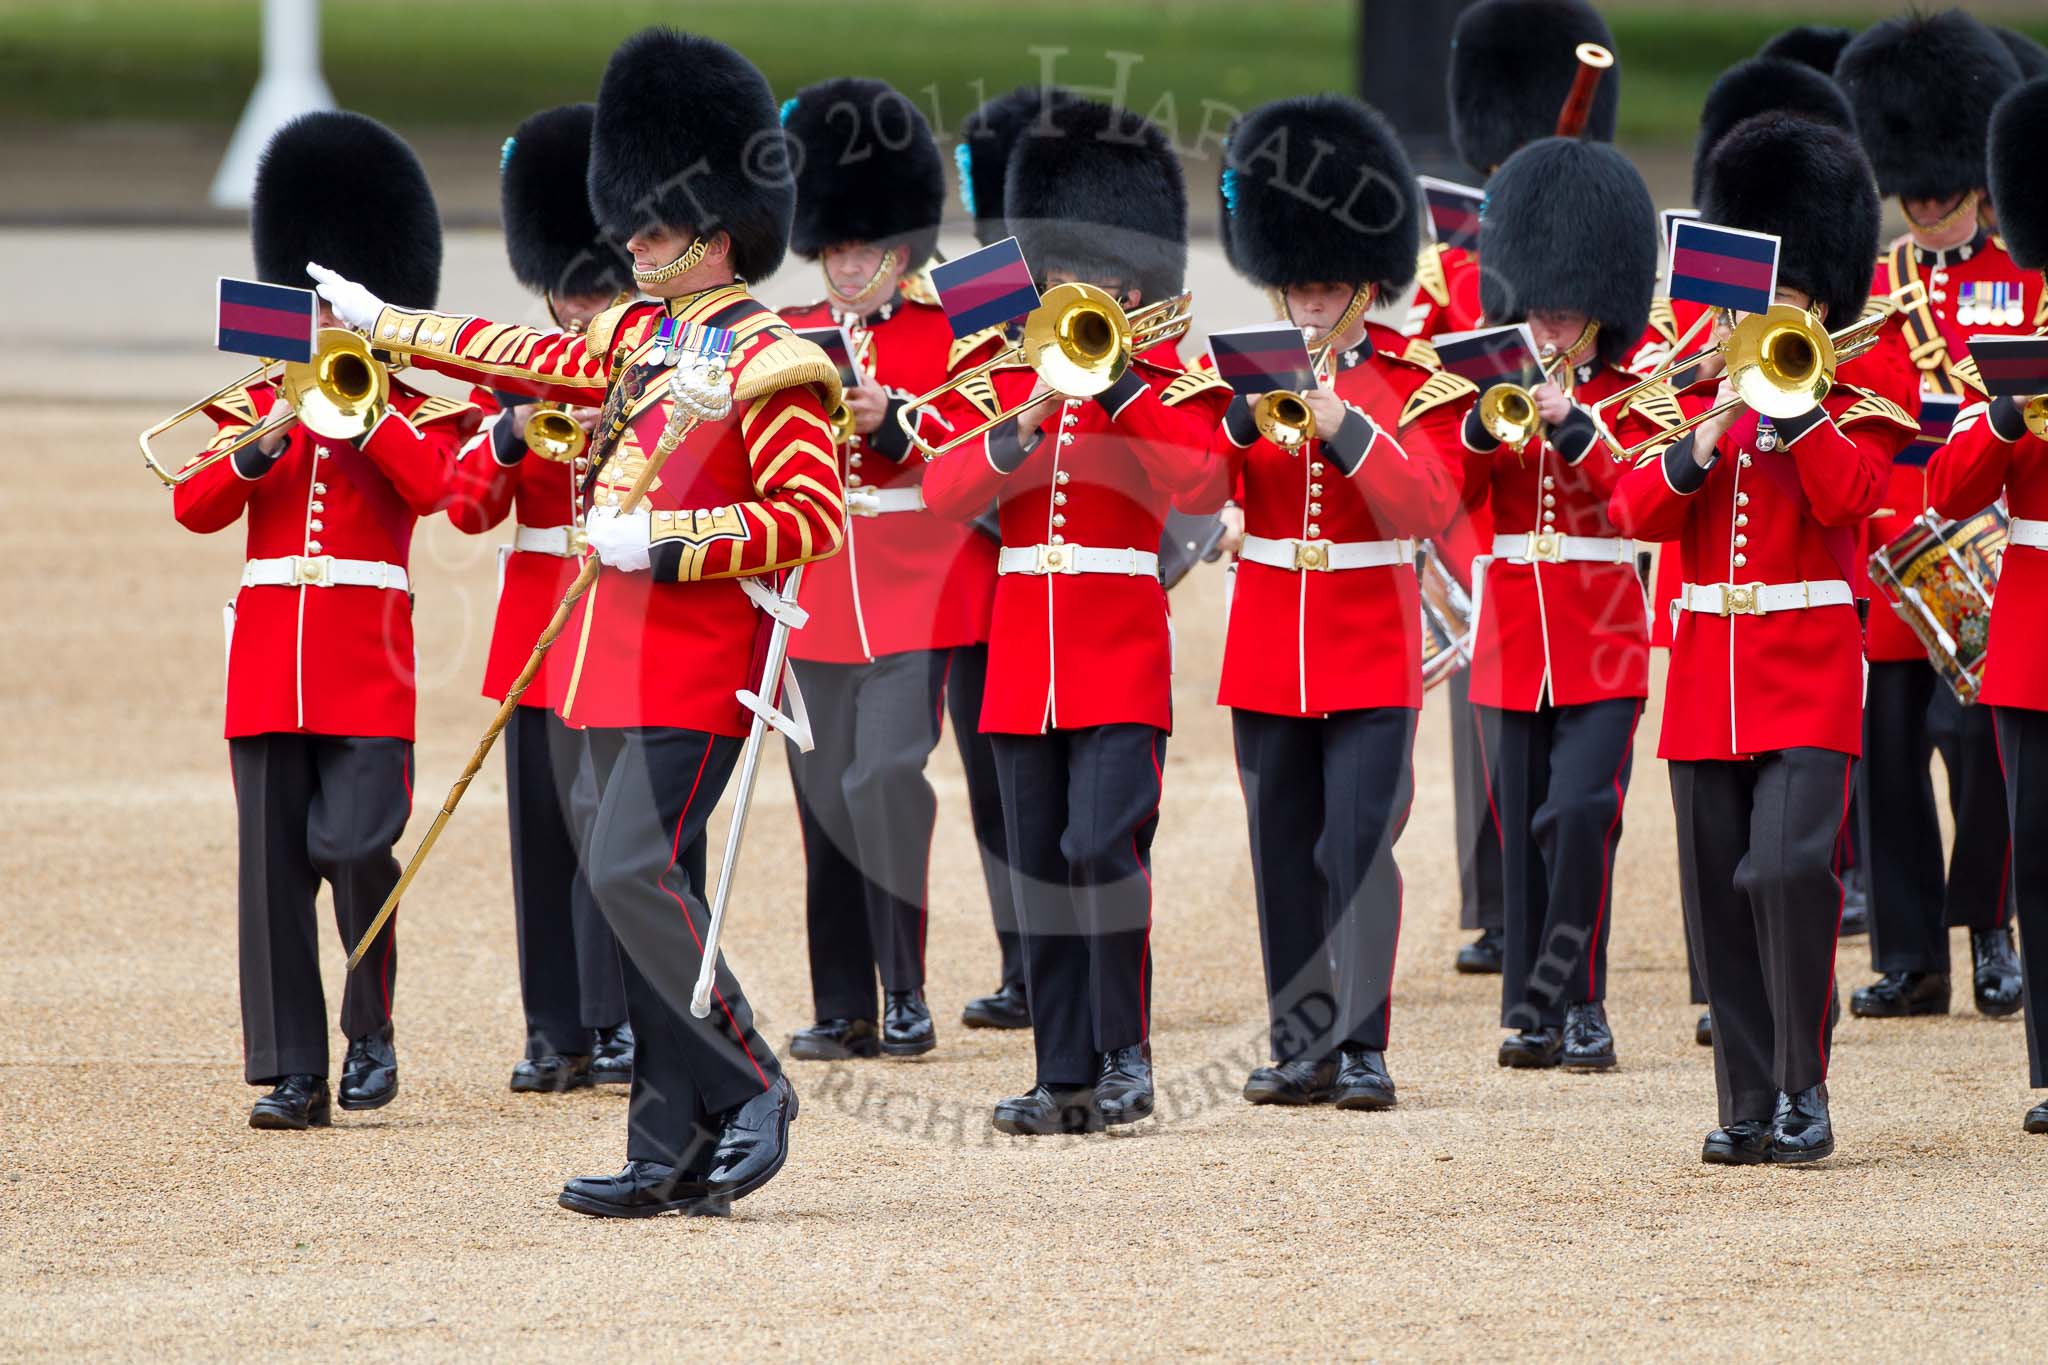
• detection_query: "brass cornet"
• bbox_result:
[523,404,587,462]
[140,328,391,487]
[896,283,1193,459]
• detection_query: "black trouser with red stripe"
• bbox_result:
[504,705,625,1058]
[1489,698,1640,1030]
[1861,660,2012,974]
[582,726,779,1168]
[1670,749,1851,1126]
[788,650,949,1022]
[1449,670,1505,933]
[988,725,1162,1088]
[948,643,1024,991]
[1233,707,1416,1060]
[1991,707,2048,1088]
[230,733,410,1083]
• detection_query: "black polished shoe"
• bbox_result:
[2026,1101,2048,1135]
[706,1075,798,1201]
[249,1075,331,1130]
[1562,1001,1617,1072]
[1498,1027,1563,1069]
[1696,1011,1713,1048]
[881,991,937,1056]
[1331,1047,1397,1111]
[590,1023,634,1086]
[1972,926,2023,1017]
[510,1052,593,1094]
[1838,868,1869,937]
[338,1025,397,1110]
[1455,927,1504,975]
[1243,1058,1337,1106]
[558,1160,727,1218]
[1095,1044,1154,1125]
[961,980,1031,1030]
[1701,1118,1772,1166]
[992,1083,1104,1136]
[1769,1085,1835,1163]
[787,1017,880,1061]
[1850,971,1951,1018]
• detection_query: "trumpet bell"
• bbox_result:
[1726,304,1835,420]
[1479,382,1542,447]
[524,405,587,463]
[1022,282,1133,398]
[2024,395,2048,442]
[830,402,857,446]
[281,329,390,440]
[1254,390,1316,449]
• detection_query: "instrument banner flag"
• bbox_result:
[1434,323,1544,392]
[1660,208,1701,281]
[1668,221,1779,314]
[929,237,1040,339]
[1897,393,1961,467]
[1419,176,1485,253]
[216,277,317,363]
[795,326,865,389]
[1207,322,1315,396]
[1967,335,2048,397]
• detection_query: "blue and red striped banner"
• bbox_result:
[217,277,317,363]
[1668,221,1778,314]
[1968,335,2048,397]
[1433,324,1543,391]
[1207,323,1315,396]
[1896,394,1959,467]
[795,326,862,388]
[929,237,1041,340]
[1419,176,1484,254]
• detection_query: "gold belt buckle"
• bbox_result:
[1036,543,1073,574]
[1525,532,1565,563]
[1719,583,1761,616]
[294,555,333,587]
[1293,539,1332,571]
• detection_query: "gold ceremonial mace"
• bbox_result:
[345,362,723,972]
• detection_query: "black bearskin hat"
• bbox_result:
[1004,98,1187,303]
[1692,57,1853,205]
[1449,0,1619,178]
[1997,27,2048,82]
[784,78,945,271]
[1218,95,1419,295]
[1755,25,1855,75]
[957,85,1070,248]
[1837,9,2021,202]
[499,104,632,302]
[253,111,441,309]
[587,28,792,283]
[1990,77,2048,270]
[1478,137,1654,370]
[1701,113,1877,325]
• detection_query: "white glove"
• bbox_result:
[585,506,652,573]
[306,262,386,332]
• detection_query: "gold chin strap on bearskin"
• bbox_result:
[633,235,712,287]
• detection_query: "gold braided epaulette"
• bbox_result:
[900,267,942,308]
[1413,243,1450,309]
[407,394,479,427]
[948,326,1007,370]
[1950,356,1987,399]
[1399,369,1478,426]
[1624,380,1686,432]
[957,372,1000,419]
[1647,297,1679,347]
[1399,337,1441,370]
[1160,370,1231,407]
[733,333,844,409]
[1835,386,1920,433]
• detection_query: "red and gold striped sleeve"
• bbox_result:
[364,298,663,403]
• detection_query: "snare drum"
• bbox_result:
[1867,506,2006,703]
[1419,540,1474,691]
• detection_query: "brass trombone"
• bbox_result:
[523,404,588,462]
[897,283,1193,459]
[140,328,390,487]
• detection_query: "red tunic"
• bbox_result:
[1609,394,1903,761]
[1188,326,1472,716]
[1927,385,2048,712]
[779,294,997,662]
[1403,242,1484,344]
[370,283,847,737]
[1463,363,1673,711]
[174,380,476,740]
[444,388,589,708]
[919,343,1230,733]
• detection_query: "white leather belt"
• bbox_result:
[241,555,408,591]
[1240,534,1415,572]
[1493,532,1635,565]
[513,524,585,557]
[847,486,924,517]
[997,544,1160,576]
[2008,517,2048,550]
[1677,579,1852,617]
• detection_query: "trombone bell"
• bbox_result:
[1727,304,1835,420]
[1023,282,1133,398]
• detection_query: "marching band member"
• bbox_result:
[1461,137,1676,1073]
[1426,0,1623,975]
[1610,113,1908,1164]
[918,98,1230,1134]
[445,104,634,1095]
[313,28,843,1214]
[1199,96,1472,1108]
[1839,10,2027,1022]
[174,112,476,1129]
[777,79,988,1060]
[1925,74,2048,1138]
